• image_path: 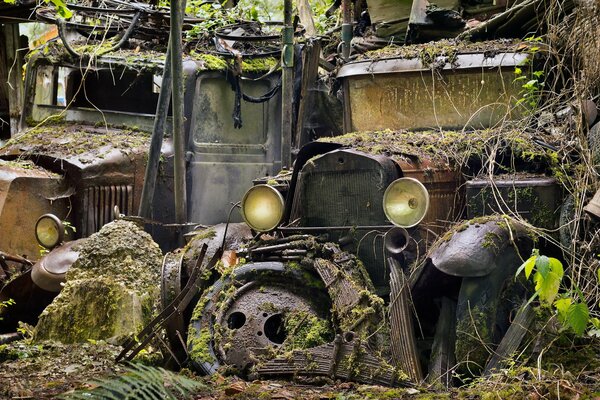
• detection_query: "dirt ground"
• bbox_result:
[1,338,599,400]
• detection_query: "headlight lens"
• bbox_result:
[35,214,64,249]
[242,185,285,232]
[383,177,430,228]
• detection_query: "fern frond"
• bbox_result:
[59,363,205,400]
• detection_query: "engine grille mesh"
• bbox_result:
[296,169,388,227]
[292,165,391,292]
[82,185,133,236]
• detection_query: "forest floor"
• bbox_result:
[1,338,599,400]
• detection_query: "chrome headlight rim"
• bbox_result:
[35,213,65,249]
[241,184,285,232]
[382,177,430,228]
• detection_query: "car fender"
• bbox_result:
[429,217,534,278]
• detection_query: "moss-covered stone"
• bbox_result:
[33,220,162,343]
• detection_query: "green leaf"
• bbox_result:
[534,269,561,305]
[554,297,571,322]
[514,67,522,75]
[45,0,73,18]
[548,257,564,280]
[516,255,536,279]
[535,256,550,280]
[566,302,589,336]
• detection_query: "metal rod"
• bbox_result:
[170,0,187,230]
[280,0,294,169]
[340,0,352,61]
[279,225,394,232]
[139,42,173,218]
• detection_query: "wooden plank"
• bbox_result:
[483,302,534,375]
[2,24,23,137]
[0,25,10,139]
[297,0,317,37]
[294,40,321,148]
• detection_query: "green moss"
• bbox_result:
[187,326,214,363]
[283,310,334,349]
[455,305,490,376]
[319,128,556,172]
[192,53,229,70]
[190,52,279,73]
[360,39,530,63]
[1,123,150,161]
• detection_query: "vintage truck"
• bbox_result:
[171,40,571,385]
[0,27,284,330]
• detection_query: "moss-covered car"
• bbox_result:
[174,41,571,385]
[0,38,282,331]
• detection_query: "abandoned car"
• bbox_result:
[1,0,592,389]
[161,40,571,385]
[0,28,284,330]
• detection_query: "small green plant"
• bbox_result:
[63,220,76,236]
[514,36,545,110]
[517,249,597,336]
[0,298,15,321]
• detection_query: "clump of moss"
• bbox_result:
[360,38,529,63]
[33,220,162,343]
[190,52,279,73]
[283,310,334,350]
[187,326,214,364]
[1,123,150,163]
[319,128,556,172]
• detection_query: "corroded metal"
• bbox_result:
[388,257,422,383]
[0,163,71,261]
[117,244,217,364]
[338,53,528,132]
[255,335,409,387]
[31,239,82,292]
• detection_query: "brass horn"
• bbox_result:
[384,227,410,256]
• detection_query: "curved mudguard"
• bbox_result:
[419,216,535,377]
[429,217,534,278]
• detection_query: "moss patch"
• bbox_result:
[360,39,531,63]
[319,128,557,172]
[0,123,150,163]
[283,310,333,350]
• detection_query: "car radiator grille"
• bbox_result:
[293,167,391,292]
[82,185,133,236]
[297,170,388,227]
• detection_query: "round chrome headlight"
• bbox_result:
[241,185,285,232]
[383,177,430,228]
[35,214,64,249]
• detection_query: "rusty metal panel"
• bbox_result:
[338,53,527,132]
[396,158,464,233]
[0,164,70,261]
